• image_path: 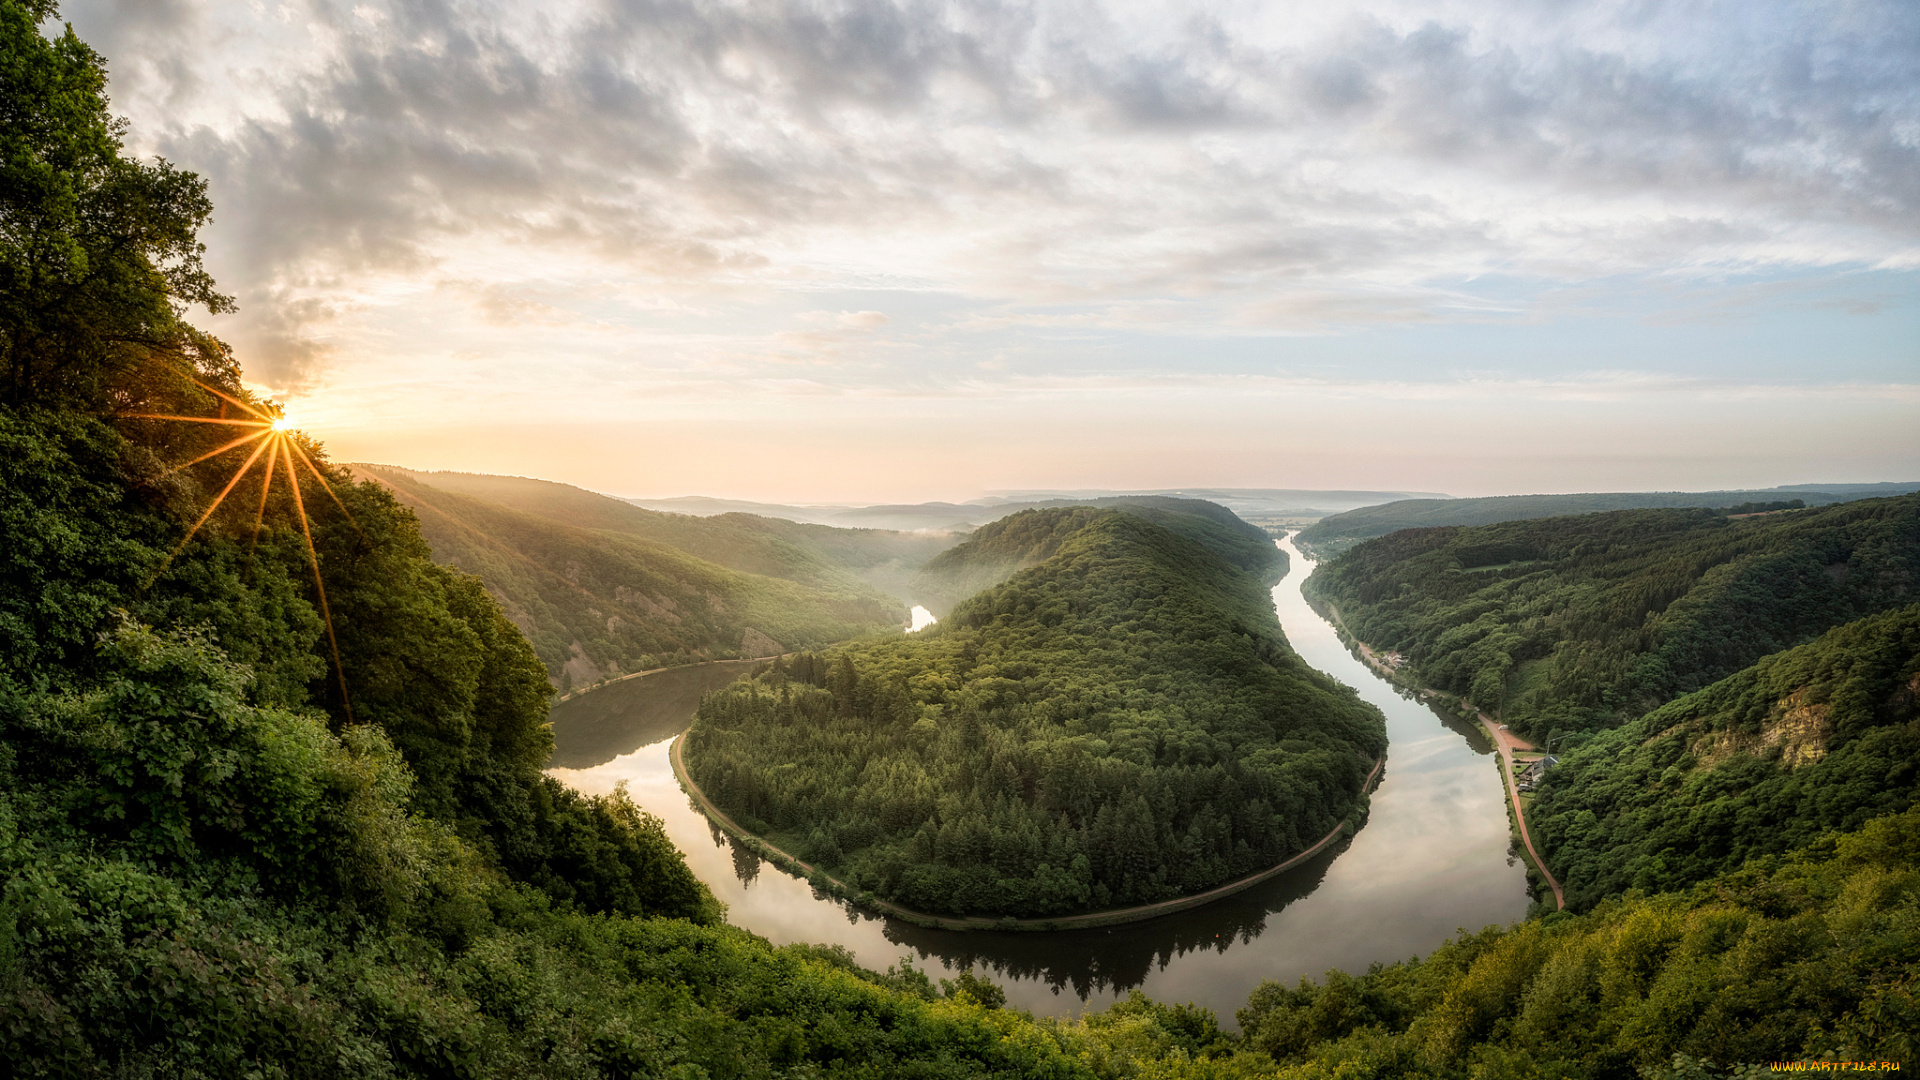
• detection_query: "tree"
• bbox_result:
[0,0,233,409]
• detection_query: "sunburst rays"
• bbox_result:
[129,381,356,721]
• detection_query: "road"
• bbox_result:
[1339,621,1566,912]
[1477,715,1566,911]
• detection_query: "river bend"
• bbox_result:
[547,534,1528,1021]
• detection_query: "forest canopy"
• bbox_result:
[1303,495,1920,739]
[684,507,1386,918]
[1295,486,1917,557]
[908,498,1286,616]
[1530,602,1920,911]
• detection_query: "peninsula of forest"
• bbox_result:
[682,504,1390,919]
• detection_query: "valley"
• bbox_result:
[5,3,1917,1072]
[547,531,1530,1018]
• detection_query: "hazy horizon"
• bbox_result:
[70,0,1918,500]
[372,464,1918,512]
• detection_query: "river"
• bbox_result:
[546,533,1529,1023]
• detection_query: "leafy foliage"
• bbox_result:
[0,0,233,409]
[0,625,1184,1078]
[1234,808,1920,1076]
[686,509,1384,917]
[1531,603,1920,910]
[0,408,169,690]
[0,404,724,923]
[1303,496,1920,737]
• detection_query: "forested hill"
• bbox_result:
[1304,494,1920,738]
[1531,602,1920,910]
[909,496,1282,615]
[684,507,1384,919]
[1297,483,1920,556]
[360,465,911,694]
[366,466,958,595]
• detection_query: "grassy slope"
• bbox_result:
[361,467,908,692]
[1296,487,1920,558]
[1531,603,1920,910]
[1302,495,1920,738]
[686,508,1380,918]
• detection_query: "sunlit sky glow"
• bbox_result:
[73,0,1918,502]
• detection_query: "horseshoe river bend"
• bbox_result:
[545,533,1530,1023]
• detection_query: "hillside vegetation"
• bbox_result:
[1233,808,1920,1075]
[1297,486,1919,557]
[1531,603,1920,910]
[361,466,915,693]
[909,497,1284,615]
[685,507,1385,918]
[1303,496,1920,738]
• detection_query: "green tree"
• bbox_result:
[0,0,232,409]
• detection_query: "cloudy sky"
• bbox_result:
[69,0,1919,501]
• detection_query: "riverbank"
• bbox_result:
[670,732,1385,932]
[1307,596,1565,911]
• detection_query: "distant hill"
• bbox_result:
[626,496,987,532]
[376,468,958,594]
[357,467,928,693]
[1532,603,1920,911]
[985,487,1451,517]
[1296,483,1920,556]
[1304,494,1920,738]
[908,496,1283,616]
[629,487,1450,533]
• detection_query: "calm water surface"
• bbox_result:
[547,534,1528,1022]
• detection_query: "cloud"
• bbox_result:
[798,309,891,328]
[60,0,1920,391]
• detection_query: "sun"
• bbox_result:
[125,381,358,721]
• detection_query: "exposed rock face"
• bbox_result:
[563,641,604,690]
[1692,689,1833,770]
[615,585,682,624]
[740,627,783,658]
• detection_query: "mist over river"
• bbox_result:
[547,534,1529,1023]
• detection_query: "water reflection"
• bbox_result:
[547,534,1528,1022]
[549,659,770,770]
[875,833,1358,1000]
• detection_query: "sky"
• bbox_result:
[67,0,1920,502]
